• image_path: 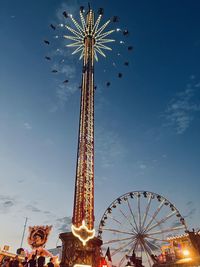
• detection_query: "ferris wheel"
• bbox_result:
[97,191,187,267]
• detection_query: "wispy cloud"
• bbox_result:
[24,122,32,130]
[96,127,126,168]
[25,204,54,217]
[184,208,196,219]
[186,201,193,206]
[56,83,78,105]
[51,62,76,79]
[47,1,82,108]
[54,62,78,104]
[26,204,42,213]
[0,195,16,213]
[163,76,200,134]
[55,216,71,233]
[139,163,147,170]
[55,1,80,24]
[18,179,24,183]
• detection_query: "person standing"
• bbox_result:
[22,257,28,267]
[9,258,13,267]
[37,252,45,267]
[28,255,36,267]
[12,256,19,267]
[47,258,54,267]
[2,258,10,267]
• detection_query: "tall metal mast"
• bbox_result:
[20,217,28,248]
[63,6,114,246]
[59,7,115,267]
[73,9,95,231]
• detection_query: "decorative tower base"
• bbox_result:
[59,232,102,267]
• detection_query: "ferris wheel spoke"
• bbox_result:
[145,239,161,251]
[119,208,137,233]
[130,242,138,258]
[140,242,152,267]
[137,195,142,231]
[137,242,142,257]
[140,242,143,258]
[143,199,165,232]
[143,240,154,256]
[107,214,138,233]
[127,199,139,232]
[107,215,124,225]
[101,228,133,235]
[118,241,137,267]
[118,255,127,267]
[144,243,158,267]
[111,239,135,257]
[146,211,177,233]
[144,240,161,265]
[128,238,138,254]
[141,195,152,230]
[143,238,159,266]
[146,236,168,243]
[133,238,139,252]
[148,225,185,236]
[135,239,140,254]
[103,236,134,245]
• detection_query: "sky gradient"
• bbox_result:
[0,0,200,253]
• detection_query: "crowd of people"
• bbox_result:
[0,252,55,267]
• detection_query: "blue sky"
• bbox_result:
[0,0,200,252]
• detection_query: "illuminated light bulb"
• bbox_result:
[74,265,91,267]
[55,258,60,265]
[182,249,190,257]
[71,220,95,246]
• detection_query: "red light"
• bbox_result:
[100,258,108,267]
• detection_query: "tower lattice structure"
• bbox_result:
[73,11,95,231]
[63,7,114,245]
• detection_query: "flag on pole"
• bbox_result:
[105,247,112,262]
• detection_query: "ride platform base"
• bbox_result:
[59,232,102,267]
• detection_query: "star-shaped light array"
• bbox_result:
[63,9,115,61]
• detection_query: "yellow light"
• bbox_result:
[74,265,91,267]
[55,257,60,264]
[182,249,190,257]
[71,220,95,246]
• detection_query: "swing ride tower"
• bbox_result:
[59,6,115,267]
